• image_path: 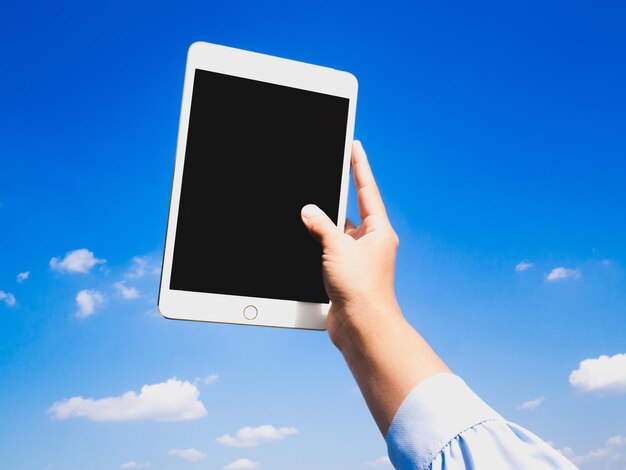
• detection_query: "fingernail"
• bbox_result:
[301,204,320,220]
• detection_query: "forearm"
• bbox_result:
[335,299,450,436]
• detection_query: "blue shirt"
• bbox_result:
[386,373,578,469]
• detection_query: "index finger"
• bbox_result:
[351,141,387,220]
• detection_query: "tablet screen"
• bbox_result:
[169,69,349,304]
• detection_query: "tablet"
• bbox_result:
[158,42,358,330]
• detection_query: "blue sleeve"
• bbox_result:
[385,373,578,470]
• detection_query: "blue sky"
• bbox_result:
[1,1,625,469]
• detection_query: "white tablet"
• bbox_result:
[158,42,357,330]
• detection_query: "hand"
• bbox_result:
[302,140,448,436]
[301,141,401,348]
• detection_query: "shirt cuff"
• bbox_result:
[386,373,502,470]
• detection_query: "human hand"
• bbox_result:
[301,141,401,348]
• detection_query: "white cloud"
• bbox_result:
[16,271,30,283]
[224,459,259,469]
[606,435,626,446]
[127,255,161,279]
[216,425,298,448]
[167,448,206,462]
[75,289,104,318]
[50,248,105,274]
[559,435,626,469]
[363,456,393,467]
[114,281,140,299]
[569,353,626,393]
[144,307,161,318]
[515,260,534,272]
[195,373,219,386]
[0,290,17,307]
[517,396,545,410]
[47,377,207,422]
[546,267,581,281]
[120,461,150,469]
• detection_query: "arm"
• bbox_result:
[300,141,578,469]
[301,140,449,436]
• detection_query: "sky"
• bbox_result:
[1,1,625,469]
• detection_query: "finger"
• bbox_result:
[352,141,388,220]
[301,204,340,247]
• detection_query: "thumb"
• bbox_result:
[301,204,339,247]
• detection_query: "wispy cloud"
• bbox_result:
[114,281,140,299]
[47,377,207,422]
[167,448,206,462]
[517,396,545,410]
[195,373,219,386]
[126,255,161,279]
[50,248,105,274]
[363,456,393,467]
[560,435,626,468]
[75,289,104,318]
[0,290,17,307]
[16,271,30,283]
[569,353,626,394]
[546,267,581,282]
[607,436,626,446]
[224,459,259,469]
[217,425,298,448]
[120,461,150,469]
[515,260,534,272]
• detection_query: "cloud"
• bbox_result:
[127,255,161,279]
[0,290,17,307]
[363,456,393,467]
[517,396,545,410]
[224,459,259,469]
[75,289,104,318]
[120,461,150,469]
[16,271,30,283]
[167,448,206,462]
[515,260,534,272]
[216,425,298,448]
[546,267,581,282]
[114,281,140,299]
[569,353,626,393]
[560,435,626,469]
[195,373,219,386]
[606,435,626,446]
[47,377,207,422]
[50,249,105,274]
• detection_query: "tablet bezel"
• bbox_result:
[158,41,358,330]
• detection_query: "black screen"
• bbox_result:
[170,69,349,304]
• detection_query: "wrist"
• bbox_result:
[330,296,405,354]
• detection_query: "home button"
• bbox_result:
[243,305,258,320]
